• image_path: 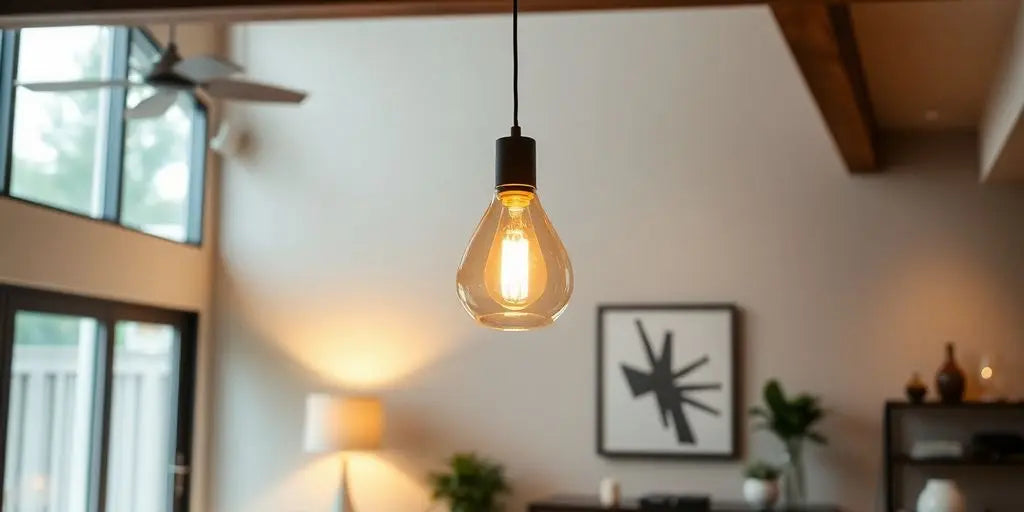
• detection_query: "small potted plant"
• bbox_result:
[429,452,510,512]
[743,461,781,509]
[749,379,827,505]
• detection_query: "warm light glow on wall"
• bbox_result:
[283,315,457,389]
[228,284,460,389]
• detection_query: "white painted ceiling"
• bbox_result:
[852,0,1020,130]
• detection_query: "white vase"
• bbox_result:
[916,479,966,512]
[599,477,620,507]
[743,478,780,509]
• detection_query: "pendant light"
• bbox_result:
[456,0,573,331]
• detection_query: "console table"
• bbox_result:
[528,495,841,512]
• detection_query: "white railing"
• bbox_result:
[4,345,172,512]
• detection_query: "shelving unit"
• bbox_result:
[527,495,840,512]
[883,401,1024,511]
[892,455,1024,467]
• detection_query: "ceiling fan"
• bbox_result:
[17,26,308,120]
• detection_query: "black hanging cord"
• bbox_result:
[512,0,519,130]
[495,0,536,189]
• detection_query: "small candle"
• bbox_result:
[599,477,620,507]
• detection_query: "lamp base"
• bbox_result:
[335,456,355,512]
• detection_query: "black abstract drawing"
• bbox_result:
[620,318,722,444]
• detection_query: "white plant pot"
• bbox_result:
[743,478,780,509]
[916,479,966,512]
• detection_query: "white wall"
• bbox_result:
[0,200,210,307]
[213,8,1024,512]
[980,3,1024,181]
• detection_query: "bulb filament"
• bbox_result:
[500,208,530,305]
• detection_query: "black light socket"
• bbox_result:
[495,126,536,189]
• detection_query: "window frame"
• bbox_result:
[0,26,209,247]
[0,283,199,512]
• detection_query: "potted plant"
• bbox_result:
[749,379,826,506]
[743,461,781,509]
[429,452,510,512]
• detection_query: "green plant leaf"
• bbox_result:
[744,460,781,480]
[428,452,510,512]
[764,380,787,414]
[748,406,770,418]
[807,431,828,445]
[753,379,826,443]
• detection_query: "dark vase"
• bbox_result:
[936,342,965,403]
[905,372,927,403]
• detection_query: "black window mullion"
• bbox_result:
[4,286,110,319]
[102,27,130,222]
[0,288,13,512]
[171,313,197,512]
[0,30,20,195]
[88,316,115,512]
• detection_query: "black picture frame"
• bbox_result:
[596,303,741,460]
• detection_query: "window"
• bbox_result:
[0,285,198,512]
[10,27,114,217]
[0,27,207,244]
[120,30,206,242]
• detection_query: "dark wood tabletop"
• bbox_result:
[527,495,841,512]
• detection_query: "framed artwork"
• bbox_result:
[597,304,740,459]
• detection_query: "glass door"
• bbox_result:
[3,311,102,512]
[104,321,181,512]
[0,287,198,512]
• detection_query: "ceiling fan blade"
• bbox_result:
[18,79,136,92]
[126,90,178,119]
[203,79,307,104]
[174,55,243,83]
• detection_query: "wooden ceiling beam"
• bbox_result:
[772,3,879,172]
[0,0,740,27]
[0,0,973,28]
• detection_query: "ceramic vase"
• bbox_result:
[936,343,965,404]
[743,478,779,509]
[916,479,965,512]
[905,372,927,403]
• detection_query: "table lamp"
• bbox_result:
[303,394,383,512]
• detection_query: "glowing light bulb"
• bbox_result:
[978,354,999,402]
[457,188,571,331]
[487,190,547,309]
[459,0,570,331]
[498,224,531,305]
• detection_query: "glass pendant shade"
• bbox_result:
[457,187,573,330]
[458,0,571,331]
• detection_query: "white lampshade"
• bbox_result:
[303,394,383,453]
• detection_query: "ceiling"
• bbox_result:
[852,0,1020,130]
